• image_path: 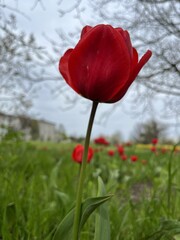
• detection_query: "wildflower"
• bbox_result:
[151,146,156,153]
[121,154,128,161]
[130,155,138,162]
[161,148,167,154]
[152,138,158,145]
[94,137,109,146]
[117,145,124,155]
[107,150,115,156]
[72,144,94,164]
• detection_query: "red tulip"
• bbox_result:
[117,145,124,155]
[121,154,127,161]
[130,155,138,162]
[72,144,94,164]
[107,150,115,156]
[161,148,167,154]
[152,138,158,145]
[151,146,156,153]
[59,24,152,103]
[94,137,109,146]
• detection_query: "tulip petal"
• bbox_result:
[68,24,131,102]
[108,50,152,103]
[130,50,152,81]
[81,25,92,39]
[59,48,80,93]
[116,28,133,59]
[132,48,138,68]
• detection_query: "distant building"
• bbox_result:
[38,120,57,141]
[0,112,58,141]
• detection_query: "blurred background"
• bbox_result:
[0,0,180,143]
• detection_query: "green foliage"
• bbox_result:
[0,126,23,141]
[20,117,39,140]
[94,177,111,240]
[53,194,112,240]
[145,219,180,240]
[0,137,179,239]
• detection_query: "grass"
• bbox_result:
[0,136,180,239]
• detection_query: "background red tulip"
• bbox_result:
[161,148,167,154]
[151,146,156,153]
[108,150,115,156]
[94,137,109,146]
[130,155,138,162]
[59,24,152,103]
[72,144,94,164]
[121,154,127,161]
[152,138,158,145]
[117,145,124,156]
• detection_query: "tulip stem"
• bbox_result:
[73,101,98,240]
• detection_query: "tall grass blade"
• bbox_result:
[94,177,111,240]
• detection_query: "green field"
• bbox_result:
[0,135,180,239]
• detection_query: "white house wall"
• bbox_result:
[0,113,58,141]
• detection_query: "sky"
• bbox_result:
[3,0,180,140]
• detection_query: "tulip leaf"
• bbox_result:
[52,208,74,240]
[53,194,113,240]
[79,194,113,231]
[94,177,111,240]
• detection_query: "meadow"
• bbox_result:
[0,132,180,240]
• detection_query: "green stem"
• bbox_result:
[167,145,176,217]
[73,101,98,240]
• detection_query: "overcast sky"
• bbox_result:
[3,0,180,140]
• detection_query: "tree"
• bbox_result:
[131,119,167,143]
[0,2,61,114]
[129,0,180,115]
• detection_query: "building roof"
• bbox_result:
[0,111,55,126]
